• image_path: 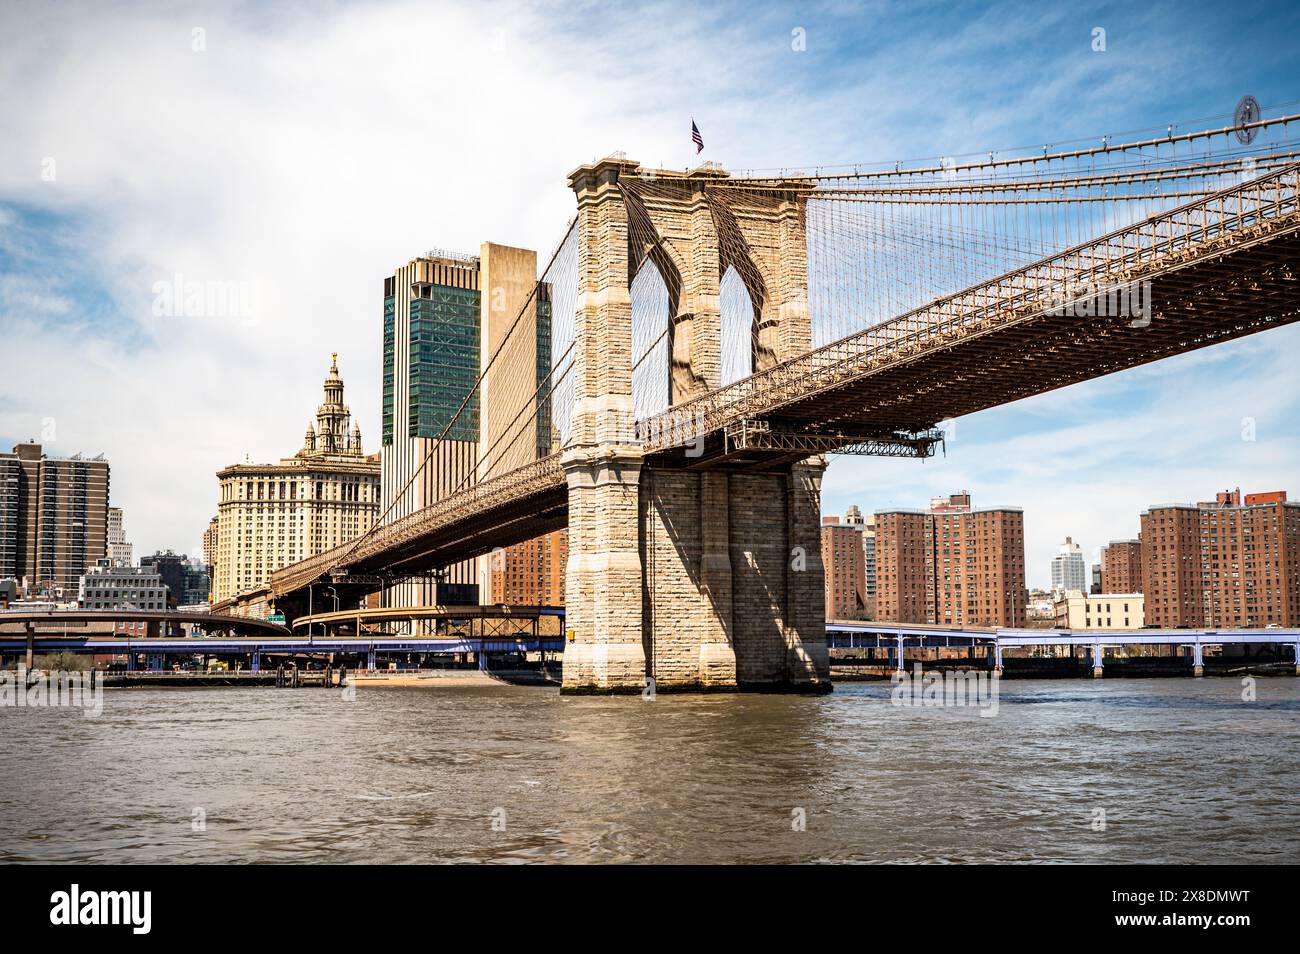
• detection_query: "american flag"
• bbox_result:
[691,120,704,154]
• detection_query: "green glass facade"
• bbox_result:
[408,285,480,443]
[381,263,553,455]
[381,293,395,446]
[535,287,553,454]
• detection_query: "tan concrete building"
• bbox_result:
[212,356,380,603]
[0,441,110,599]
[875,492,1027,627]
[1100,539,1143,594]
[105,506,133,566]
[1141,488,1300,628]
[1054,591,1145,629]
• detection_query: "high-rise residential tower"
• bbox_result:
[1050,536,1087,596]
[1141,488,1299,628]
[821,511,868,620]
[861,516,877,615]
[0,442,110,599]
[490,528,568,606]
[875,492,1027,627]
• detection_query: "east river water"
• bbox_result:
[1,678,1297,863]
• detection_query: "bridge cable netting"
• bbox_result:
[275,104,1300,593]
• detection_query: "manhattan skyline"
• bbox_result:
[2,0,1298,589]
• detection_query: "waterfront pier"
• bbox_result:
[825,622,1300,679]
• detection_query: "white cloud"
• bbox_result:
[2,0,850,555]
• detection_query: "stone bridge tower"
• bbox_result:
[561,157,830,693]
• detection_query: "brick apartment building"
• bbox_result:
[875,492,1027,627]
[1100,539,1143,594]
[1141,488,1299,628]
[0,441,110,599]
[489,528,567,606]
[821,514,868,620]
[875,508,930,623]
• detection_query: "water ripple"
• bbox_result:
[0,678,1297,863]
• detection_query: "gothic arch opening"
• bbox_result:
[719,265,757,385]
[630,258,670,418]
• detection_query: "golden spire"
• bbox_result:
[331,352,338,371]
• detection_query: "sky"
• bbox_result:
[1,0,1298,589]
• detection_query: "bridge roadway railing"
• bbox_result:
[272,453,565,595]
[272,165,1299,594]
[637,163,1300,454]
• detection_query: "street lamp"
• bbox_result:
[323,586,340,673]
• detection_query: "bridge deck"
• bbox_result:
[270,165,1300,601]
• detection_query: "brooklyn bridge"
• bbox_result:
[246,110,1300,693]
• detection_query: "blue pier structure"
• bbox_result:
[3,609,1297,676]
[0,607,567,673]
[825,621,1300,677]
